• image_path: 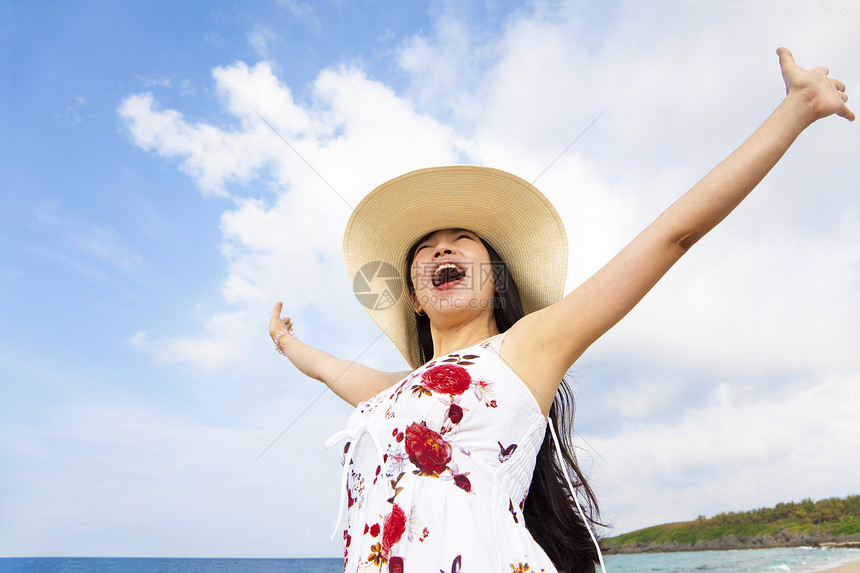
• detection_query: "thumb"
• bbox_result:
[272,301,283,318]
[776,47,796,72]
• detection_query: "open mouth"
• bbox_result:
[432,262,466,288]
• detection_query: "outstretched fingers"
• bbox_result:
[828,70,855,121]
[822,70,853,121]
[777,47,854,122]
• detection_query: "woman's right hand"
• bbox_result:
[778,47,854,123]
[268,301,411,406]
[270,302,295,352]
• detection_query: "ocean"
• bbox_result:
[1,548,858,573]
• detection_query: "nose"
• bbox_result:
[433,242,454,258]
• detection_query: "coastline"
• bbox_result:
[605,537,860,555]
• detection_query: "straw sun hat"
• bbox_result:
[343,165,568,370]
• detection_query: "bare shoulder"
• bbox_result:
[499,309,571,415]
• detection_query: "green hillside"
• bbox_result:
[605,495,860,554]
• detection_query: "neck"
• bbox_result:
[429,312,499,359]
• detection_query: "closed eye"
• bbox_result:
[414,233,473,255]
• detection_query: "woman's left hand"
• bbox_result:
[778,47,854,123]
[269,301,295,343]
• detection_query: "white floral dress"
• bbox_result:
[326,333,557,573]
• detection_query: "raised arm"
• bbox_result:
[505,48,853,413]
[269,302,411,406]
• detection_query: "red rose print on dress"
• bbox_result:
[443,461,473,494]
[404,422,452,476]
[447,403,464,424]
[389,556,404,573]
[441,401,470,435]
[453,473,471,493]
[382,503,407,556]
[421,363,472,395]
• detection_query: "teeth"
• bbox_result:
[432,263,465,287]
[434,263,460,278]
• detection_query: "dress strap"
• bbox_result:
[481,332,506,356]
[547,421,608,573]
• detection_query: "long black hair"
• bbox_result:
[405,232,602,573]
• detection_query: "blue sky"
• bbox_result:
[2,0,859,559]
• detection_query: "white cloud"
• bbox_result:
[396,14,487,121]
[247,26,276,60]
[127,311,249,372]
[118,89,277,197]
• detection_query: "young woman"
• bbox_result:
[268,48,852,573]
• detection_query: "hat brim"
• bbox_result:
[343,165,568,369]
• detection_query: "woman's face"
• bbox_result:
[409,228,496,319]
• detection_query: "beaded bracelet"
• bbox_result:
[273,328,295,355]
